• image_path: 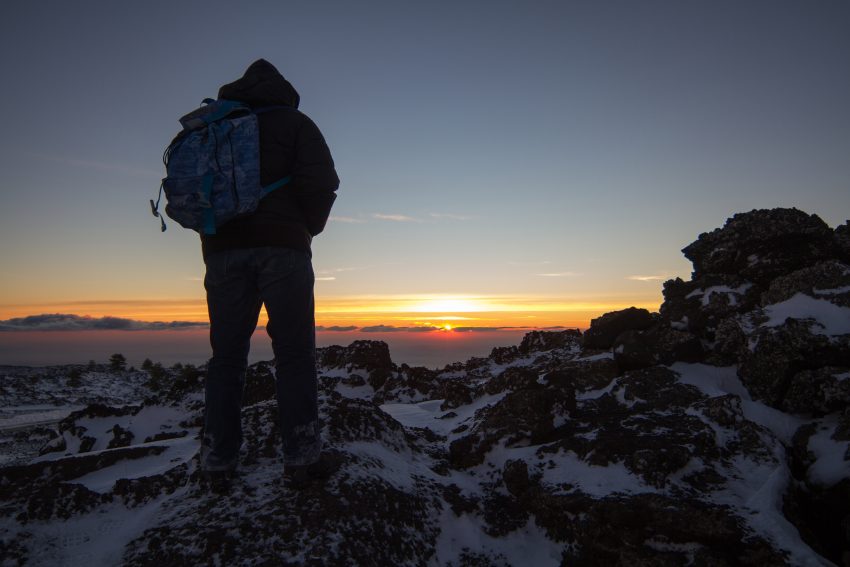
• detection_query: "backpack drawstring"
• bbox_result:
[150,181,167,232]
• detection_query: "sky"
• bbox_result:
[1,0,849,366]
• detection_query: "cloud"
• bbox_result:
[536,272,582,277]
[360,324,440,333]
[316,277,336,281]
[0,314,208,332]
[372,213,419,222]
[627,275,669,282]
[360,325,405,332]
[316,325,358,332]
[329,216,366,224]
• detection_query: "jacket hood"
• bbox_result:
[218,59,300,109]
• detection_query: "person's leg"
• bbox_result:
[203,249,262,471]
[256,247,321,467]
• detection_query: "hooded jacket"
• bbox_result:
[200,59,339,259]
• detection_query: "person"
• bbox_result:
[200,59,339,482]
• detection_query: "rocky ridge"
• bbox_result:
[1,208,848,566]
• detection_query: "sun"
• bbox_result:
[442,323,454,332]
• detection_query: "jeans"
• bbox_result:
[202,247,321,471]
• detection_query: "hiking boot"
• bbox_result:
[284,451,342,488]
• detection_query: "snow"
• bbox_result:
[814,285,850,295]
[764,293,850,335]
[432,508,565,567]
[66,435,198,493]
[0,405,81,431]
[538,448,648,497]
[670,316,689,331]
[671,363,805,444]
[22,491,187,567]
[806,421,850,487]
[686,284,751,306]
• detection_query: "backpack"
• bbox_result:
[150,98,291,234]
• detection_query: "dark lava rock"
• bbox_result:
[659,274,759,340]
[836,221,850,261]
[613,326,703,372]
[709,316,749,365]
[739,319,850,409]
[582,307,656,349]
[542,357,619,392]
[682,208,838,286]
[484,366,541,395]
[106,424,134,449]
[547,493,789,566]
[518,329,581,353]
[783,367,850,416]
[761,260,850,308]
[242,360,276,407]
[502,459,532,497]
[449,385,576,469]
[317,340,394,373]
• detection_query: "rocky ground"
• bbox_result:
[1,207,848,566]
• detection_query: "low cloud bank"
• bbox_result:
[0,314,208,332]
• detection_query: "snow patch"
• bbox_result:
[764,293,850,335]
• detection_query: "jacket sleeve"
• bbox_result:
[293,115,339,236]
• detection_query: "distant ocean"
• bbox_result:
[0,328,535,370]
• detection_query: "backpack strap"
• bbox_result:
[261,175,292,197]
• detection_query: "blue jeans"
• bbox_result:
[202,247,321,471]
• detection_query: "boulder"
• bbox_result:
[739,319,850,409]
[582,307,656,349]
[682,208,838,285]
[612,326,703,372]
[761,260,850,308]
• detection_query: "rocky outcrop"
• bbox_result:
[681,208,838,285]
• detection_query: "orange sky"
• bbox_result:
[0,291,662,330]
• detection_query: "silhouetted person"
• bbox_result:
[200,60,339,483]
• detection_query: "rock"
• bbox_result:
[317,340,394,373]
[484,366,540,395]
[542,357,619,392]
[502,459,531,497]
[449,384,576,468]
[836,221,850,261]
[709,316,749,365]
[612,329,657,372]
[660,274,759,339]
[682,208,838,286]
[612,326,703,372]
[582,307,656,349]
[106,424,134,449]
[739,319,850,409]
[518,329,581,354]
[761,260,850,308]
[783,367,850,416]
[242,360,276,407]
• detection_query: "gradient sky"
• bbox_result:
[1,1,849,345]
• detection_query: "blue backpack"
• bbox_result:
[151,98,291,234]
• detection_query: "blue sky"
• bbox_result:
[1,0,848,337]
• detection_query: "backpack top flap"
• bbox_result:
[178,98,249,131]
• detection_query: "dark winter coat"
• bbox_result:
[200,59,339,260]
